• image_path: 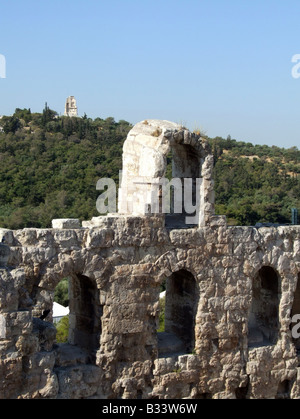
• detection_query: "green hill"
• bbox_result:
[0,106,299,229]
[209,136,300,225]
[0,106,131,229]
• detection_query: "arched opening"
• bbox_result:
[53,274,102,365]
[69,274,102,355]
[275,380,292,400]
[165,144,202,229]
[248,266,280,348]
[290,273,300,351]
[158,270,198,356]
[118,120,214,229]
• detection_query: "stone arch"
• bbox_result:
[118,120,214,228]
[68,273,102,357]
[30,269,103,364]
[248,266,280,348]
[156,259,200,356]
[275,380,292,400]
[152,249,200,282]
[165,270,198,351]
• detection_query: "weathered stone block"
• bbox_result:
[52,219,81,229]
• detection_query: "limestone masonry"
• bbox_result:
[0,120,299,399]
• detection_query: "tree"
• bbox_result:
[54,278,69,307]
[41,102,57,127]
[2,116,21,133]
[14,108,32,124]
[55,316,69,343]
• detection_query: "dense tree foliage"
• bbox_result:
[54,278,69,307]
[0,107,298,228]
[0,107,131,228]
[209,136,300,225]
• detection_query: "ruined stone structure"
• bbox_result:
[64,96,78,117]
[0,120,300,399]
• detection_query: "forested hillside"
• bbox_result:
[0,106,131,229]
[211,136,300,225]
[0,106,299,229]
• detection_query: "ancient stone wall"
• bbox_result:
[0,120,299,399]
[0,220,299,399]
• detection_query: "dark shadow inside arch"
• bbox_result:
[69,274,102,354]
[248,266,280,348]
[158,270,198,357]
[165,144,202,230]
[53,274,103,366]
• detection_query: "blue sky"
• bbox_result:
[0,0,300,148]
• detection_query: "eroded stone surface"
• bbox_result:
[0,222,299,399]
[0,121,299,399]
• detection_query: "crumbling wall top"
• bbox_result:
[118,119,215,227]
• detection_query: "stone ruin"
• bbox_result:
[0,119,299,399]
[64,96,78,118]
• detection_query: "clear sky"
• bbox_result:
[0,0,300,148]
